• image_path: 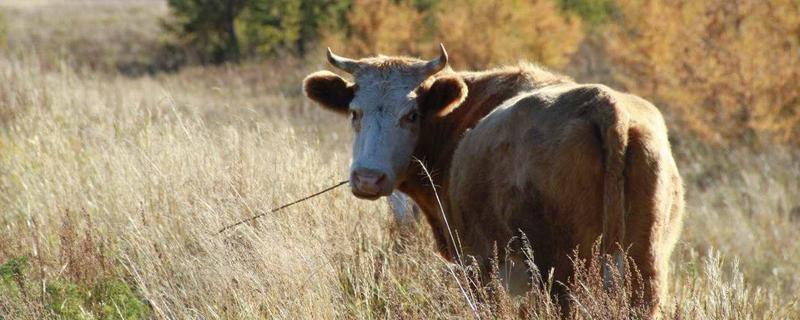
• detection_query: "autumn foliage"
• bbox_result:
[320,0,800,146]
[604,0,800,146]
[326,0,584,70]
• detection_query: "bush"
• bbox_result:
[325,0,584,70]
[603,0,800,146]
[164,0,582,70]
[558,0,614,28]
[436,0,584,69]
[323,0,431,58]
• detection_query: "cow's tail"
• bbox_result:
[587,88,630,260]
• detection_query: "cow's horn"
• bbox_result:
[424,43,449,76]
[327,48,360,74]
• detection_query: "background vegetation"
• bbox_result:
[0,0,799,319]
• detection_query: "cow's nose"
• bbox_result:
[351,168,388,197]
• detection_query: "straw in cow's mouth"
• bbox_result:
[217,179,349,234]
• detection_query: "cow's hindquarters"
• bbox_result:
[623,126,685,312]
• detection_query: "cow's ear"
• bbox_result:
[303,71,355,114]
[419,75,468,117]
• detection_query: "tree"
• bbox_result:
[238,0,348,56]
[436,0,584,69]
[165,0,249,64]
[604,0,800,145]
[165,0,349,63]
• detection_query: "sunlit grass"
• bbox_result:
[1,1,799,318]
[1,48,799,319]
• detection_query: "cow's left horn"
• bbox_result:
[327,48,360,74]
[424,43,449,76]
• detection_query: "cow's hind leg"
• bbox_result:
[622,128,676,317]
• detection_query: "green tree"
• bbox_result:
[165,0,349,63]
[165,0,249,64]
[239,0,349,56]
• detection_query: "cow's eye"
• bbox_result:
[350,110,362,131]
[403,111,419,123]
[350,110,362,122]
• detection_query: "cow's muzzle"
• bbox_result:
[350,168,389,200]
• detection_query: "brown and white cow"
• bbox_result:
[303,45,684,316]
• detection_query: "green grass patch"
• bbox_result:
[46,278,151,320]
[1,257,150,320]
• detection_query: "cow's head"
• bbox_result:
[303,44,467,200]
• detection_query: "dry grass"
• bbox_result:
[1,1,800,319]
[1,0,169,74]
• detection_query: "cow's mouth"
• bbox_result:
[351,189,383,200]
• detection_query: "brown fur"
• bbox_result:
[398,64,572,259]
[400,65,683,316]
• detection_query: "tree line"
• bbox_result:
[164,0,610,65]
[165,0,800,147]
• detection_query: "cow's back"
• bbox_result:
[447,83,684,309]
[448,83,607,274]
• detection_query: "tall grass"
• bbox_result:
[2,41,799,320]
[1,0,167,74]
[1,1,799,319]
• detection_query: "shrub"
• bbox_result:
[326,0,584,70]
[603,0,800,146]
[558,0,615,28]
[322,0,432,58]
[436,0,584,69]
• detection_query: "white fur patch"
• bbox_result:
[388,192,420,223]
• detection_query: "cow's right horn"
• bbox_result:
[327,48,360,74]
[423,43,449,76]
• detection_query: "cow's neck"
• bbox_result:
[397,98,475,257]
[398,68,561,259]
[397,111,471,258]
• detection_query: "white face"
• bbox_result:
[347,69,428,199]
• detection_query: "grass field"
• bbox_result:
[1,1,799,319]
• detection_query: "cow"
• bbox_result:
[303,45,684,316]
